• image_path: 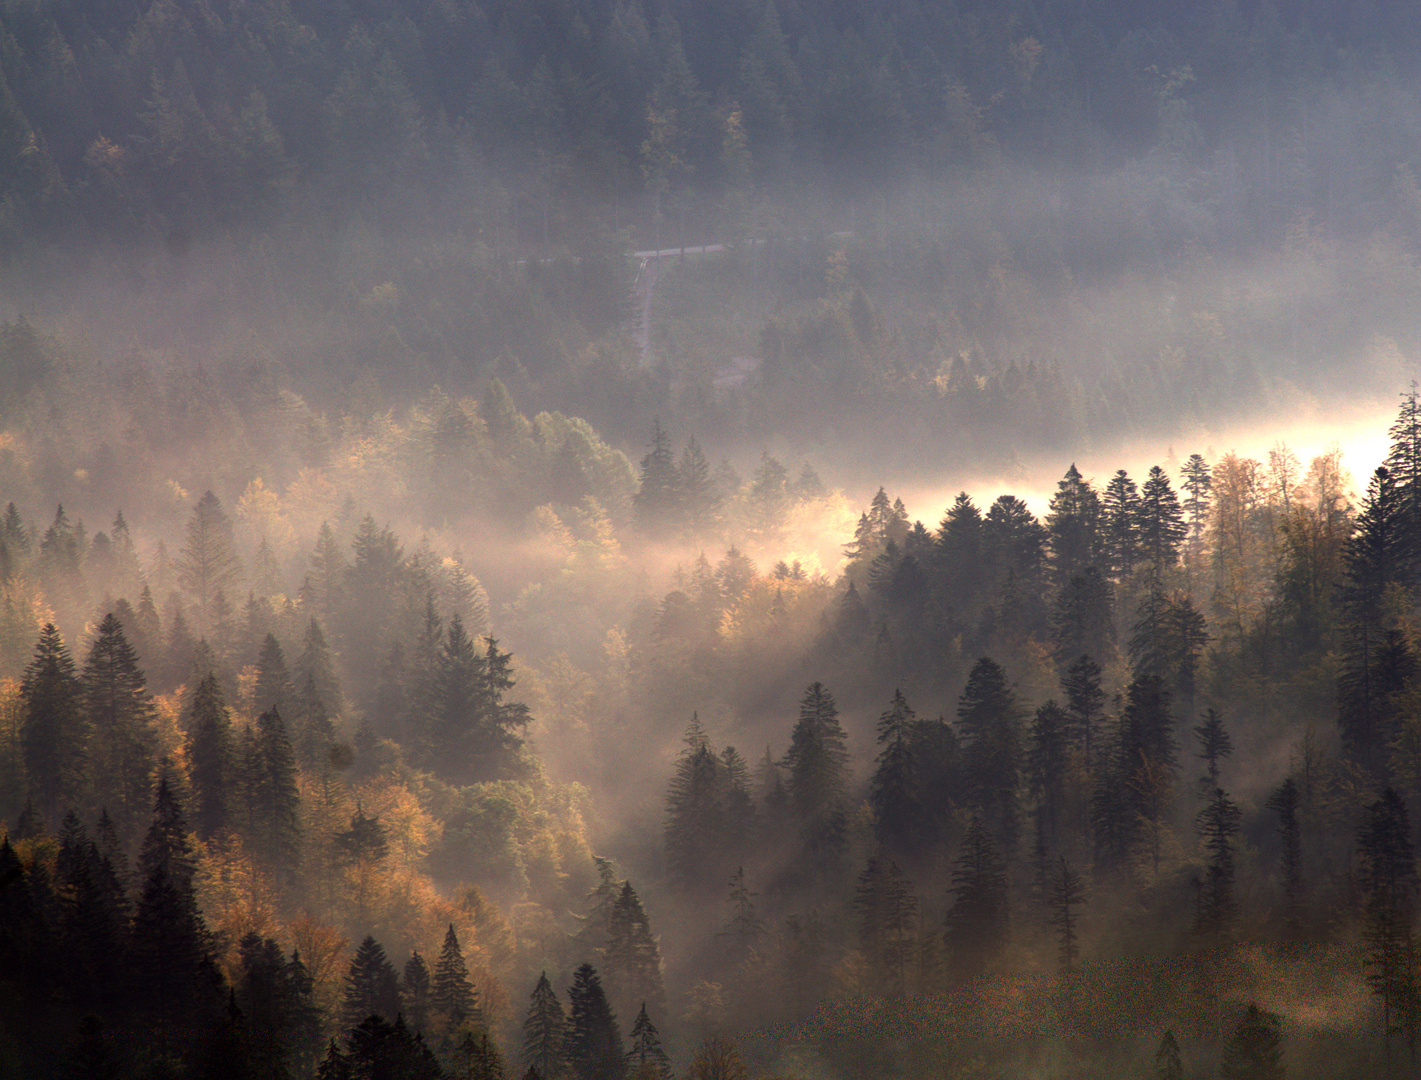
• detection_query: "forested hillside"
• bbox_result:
[4,1,1421,1078]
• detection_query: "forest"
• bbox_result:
[4,0,1421,1078]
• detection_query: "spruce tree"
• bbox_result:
[1138,466,1187,574]
[1194,709,1233,796]
[1062,655,1105,771]
[943,818,1008,981]
[295,616,343,718]
[253,633,295,716]
[433,923,481,1032]
[567,963,623,1080]
[1051,569,1115,675]
[633,420,679,533]
[1194,788,1242,946]
[1048,857,1085,975]
[20,623,87,820]
[404,951,432,1033]
[784,682,851,866]
[1100,469,1142,578]
[522,971,570,1079]
[177,491,244,624]
[1046,465,1101,586]
[1266,778,1304,937]
[625,1004,670,1080]
[869,689,922,862]
[604,882,664,1022]
[251,707,301,876]
[83,613,159,841]
[342,936,403,1028]
[956,658,1023,850]
[1358,788,1419,1062]
[1154,1031,1183,1080]
[1219,1003,1285,1080]
[855,854,918,996]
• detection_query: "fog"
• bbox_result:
[5,1,1421,1078]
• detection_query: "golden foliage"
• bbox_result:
[194,831,282,981]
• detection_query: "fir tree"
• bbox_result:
[342,936,403,1028]
[83,613,159,841]
[720,866,765,969]
[633,420,679,533]
[956,658,1023,850]
[943,818,1008,981]
[253,633,295,716]
[1048,857,1085,975]
[855,854,918,996]
[869,689,922,862]
[1194,788,1242,946]
[1219,1003,1285,1080]
[568,963,623,1080]
[177,491,244,623]
[21,623,87,820]
[1100,469,1142,578]
[625,1003,670,1080]
[1155,1031,1183,1080]
[1358,789,1419,1063]
[1046,465,1101,586]
[1194,709,1233,796]
[1138,466,1187,574]
[1267,778,1304,937]
[784,682,851,867]
[522,972,570,1080]
[404,951,432,1033]
[1062,655,1106,771]
[604,882,664,1022]
[250,707,301,875]
[433,923,481,1032]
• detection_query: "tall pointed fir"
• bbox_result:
[251,707,301,877]
[20,623,87,820]
[855,855,918,997]
[82,613,159,841]
[177,491,244,624]
[956,658,1023,851]
[633,420,679,534]
[1358,789,1419,1062]
[253,633,295,716]
[784,682,851,869]
[1046,465,1101,586]
[567,963,623,1080]
[403,952,432,1034]
[604,882,665,1022]
[433,924,481,1033]
[943,818,1008,981]
[185,672,233,840]
[522,972,570,1080]
[342,936,403,1028]
[1194,788,1242,947]
[870,689,923,863]
[625,1004,670,1080]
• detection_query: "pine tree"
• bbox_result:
[1028,701,1071,852]
[1266,778,1304,937]
[943,818,1008,981]
[567,963,623,1080]
[433,923,481,1032]
[295,616,343,719]
[253,633,295,716]
[664,725,732,894]
[1100,469,1142,578]
[956,658,1023,850]
[1051,569,1115,674]
[1180,453,1213,570]
[1194,709,1233,796]
[679,438,720,534]
[604,882,664,1022]
[1219,1003,1285,1080]
[1048,857,1085,975]
[83,613,159,841]
[342,936,403,1028]
[720,866,765,970]
[1046,465,1101,586]
[1138,466,1187,574]
[177,491,244,623]
[855,854,918,996]
[869,689,922,862]
[250,707,301,876]
[1359,789,1419,1063]
[1194,788,1242,946]
[21,623,87,820]
[456,1029,508,1080]
[522,972,570,1079]
[308,522,349,624]
[784,682,851,867]
[1154,1031,1183,1080]
[625,1004,670,1080]
[404,951,432,1033]
[1062,655,1106,771]
[633,420,679,533]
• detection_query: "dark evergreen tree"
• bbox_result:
[455,1029,507,1080]
[783,682,851,868]
[943,818,1008,981]
[345,1015,443,1080]
[625,1004,670,1080]
[720,866,765,971]
[1194,709,1233,797]
[1028,701,1071,852]
[956,658,1023,850]
[1339,467,1409,776]
[82,612,159,840]
[1219,1003,1285,1080]
[178,491,244,623]
[869,689,922,862]
[604,882,664,1022]
[567,963,623,1080]
[295,616,343,719]
[1048,857,1085,975]
[1100,469,1142,579]
[633,420,679,533]
[186,670,233,841]
[1194,788,1242,946]
[253,633,294,716]
[404,951,433,1034]
[433,923,481,1032]
[342,936,403,1028]
[1138,466,1187,574]
[21,623,87,820]
[1358,789,1419,1062]
[678,438,720,534]
[522,972,570,1080]
[250,707,301,876]
[1046,465,1101,586]
[1051,569,1115,674]
[1267,778,1304,938]
[1180,454,1213,566]
[1062,655,1106,771]
[1155,1031,1183,1080]
[855,854,917,996]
